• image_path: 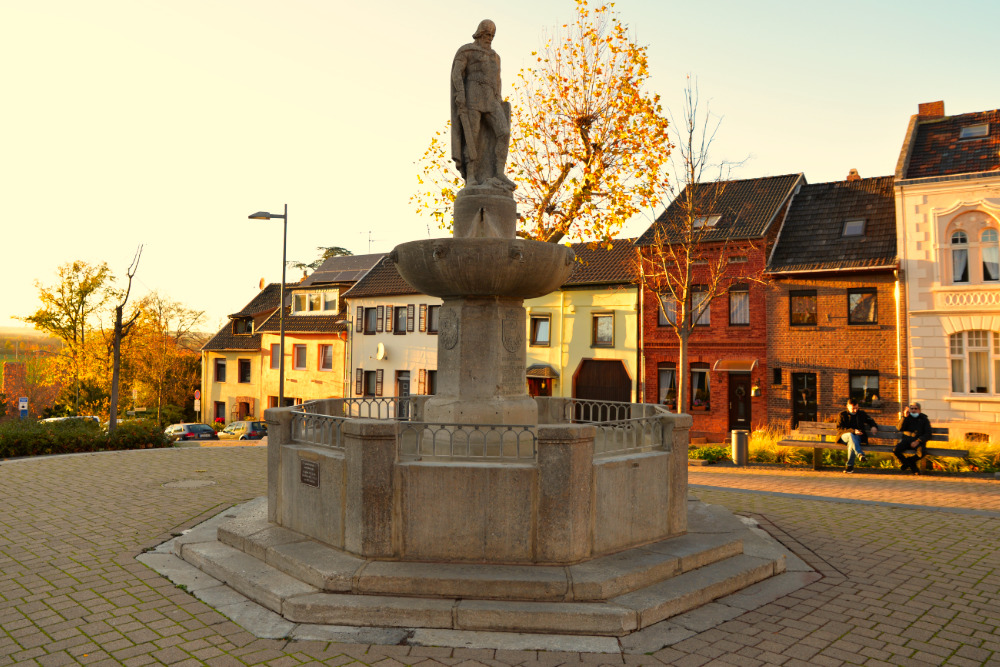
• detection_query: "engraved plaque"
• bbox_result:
[439,309,459,350]
[300,459,319,487]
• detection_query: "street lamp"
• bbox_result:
[248,204,288,407]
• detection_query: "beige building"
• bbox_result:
[343,257,441,400]
[894,101,1000,441]
[525,242,639,402]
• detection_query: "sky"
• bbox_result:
[3,0,997,333]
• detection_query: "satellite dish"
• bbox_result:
[376,342,387,360]
[259,278,265,290]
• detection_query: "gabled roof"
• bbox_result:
[898,107,1000,180]
[635,174,803,246]
[767,176,896,274]
[229,282,292,318]
[342,256,420,299]
[564,240,636,286]
[300,253,386,287]
[200,327,262,351]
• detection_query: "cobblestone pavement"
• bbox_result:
[1,448,999,666]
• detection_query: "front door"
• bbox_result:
[396,371,410,419]
[727,373,752,431]
[791,372,817,429]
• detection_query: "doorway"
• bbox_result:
[727,373,752,431]
[396,371,410,419]
[791,372,817,428]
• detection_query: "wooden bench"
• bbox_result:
[778,421,965,471]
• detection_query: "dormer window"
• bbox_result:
[960,124,989,140]
[292,289,339,315]
[233,317,253,335]
[694,215,721,228]
[842,219,866,237]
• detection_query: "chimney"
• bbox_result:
[918,101,945,118]
[846,168,861,182]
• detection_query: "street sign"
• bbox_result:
[194,389,201,400]
[194,399,201,412]
[19,397,28,420]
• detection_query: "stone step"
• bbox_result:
[218,511,743,602]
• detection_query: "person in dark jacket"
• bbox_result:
[836,398,878,473]
[895,402,932,474]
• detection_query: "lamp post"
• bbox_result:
[248,204,287,407]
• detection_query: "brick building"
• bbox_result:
[636,174,803,439]
[766,173,903,428]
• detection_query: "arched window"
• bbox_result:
[982,229,999,282]
[952,231,969,283]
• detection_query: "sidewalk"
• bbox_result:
[1,448,998,665]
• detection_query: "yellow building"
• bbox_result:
[525,242,639,402]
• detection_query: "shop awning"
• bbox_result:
[526,364,560,379]
[713,359,758,372]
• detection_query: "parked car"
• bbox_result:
[39,416,100,426]
[164,423,219,442]
[217,420,267,441]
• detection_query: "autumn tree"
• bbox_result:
[413,0,670,244]
[635,80,763,414]
[107,247,143,435]
[21,261,114,413]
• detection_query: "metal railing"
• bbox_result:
[291,411,346,450]
[592,415,667,459]
[562,398,636,423]
[398,422,536,461]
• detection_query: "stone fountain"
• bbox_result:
[145,20,800,646]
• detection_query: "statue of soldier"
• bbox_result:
[450,19,516,191]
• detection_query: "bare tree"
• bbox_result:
[108,247,142,435]
[636,79,764,413]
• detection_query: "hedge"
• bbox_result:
[0,419,171,459]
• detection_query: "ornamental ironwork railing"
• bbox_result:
[397,422,536,461]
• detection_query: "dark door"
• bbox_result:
[791,372,817,429]
[527,377,552,397]
[573,360,631,421]
[728,373,752,431]
[396,371,410,419]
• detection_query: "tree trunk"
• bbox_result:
[677,330,689,418]
[109,305,123,436]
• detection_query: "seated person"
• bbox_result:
[895,402,932,474]
[836,398,878,473]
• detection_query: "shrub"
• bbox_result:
[0,418,171,459]
[688,445,731,464]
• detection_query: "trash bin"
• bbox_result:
[731,430,748,466]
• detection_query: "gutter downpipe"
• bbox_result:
[637,259,645,404]
[898,182,908,417]
[559,290,566,397]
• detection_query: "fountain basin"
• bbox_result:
[391,238,575,299]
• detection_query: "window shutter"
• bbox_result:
[419,304,427,332]
[407,304,415,332]
[385,305,393,332]
[356,306,364,333]
[375,368,384,396]
[355,368,363,396]
[418,368,426,394]
[376,305,384,332]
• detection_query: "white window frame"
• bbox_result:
[318,344,333,371]
[959,123,989,139]
[293,344,307,370]
[949,330,1000,395]
[693,215,721,228]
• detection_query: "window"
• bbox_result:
[960,123,989,139]
[268,396,278,409]
[849,371,879,406]
[692,288,710,326]
[427,305,440,333]
[530,315,550,346]
[848,289,877,325]
[364,307,378,334]
[691,364,710,411]
[592,313,614,347]
[952,231,969,283]
[214,401,226,420]
[238,359,251,383]
[270,344,280,370]
[426,370,437,395]
[950,330,1000,394]
[657,294,675,326]
[728,256,747,264]
[842,219,866,237]
[293,344,307,370]
[657,362,677,411]
[318,345,333,371]
[293,294,307,312]
[394,306,407,334]
[728,285,749,326]
[233,317,252,334]
[789,290,817,326]
[293,290,338,314]
[694,215,721,228]
[772,367,782,385]
[324,291,339,312]
[365,371,378,396]
[214,358,226,383]
[983,229,999,282]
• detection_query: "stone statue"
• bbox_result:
[450,19,516,191]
